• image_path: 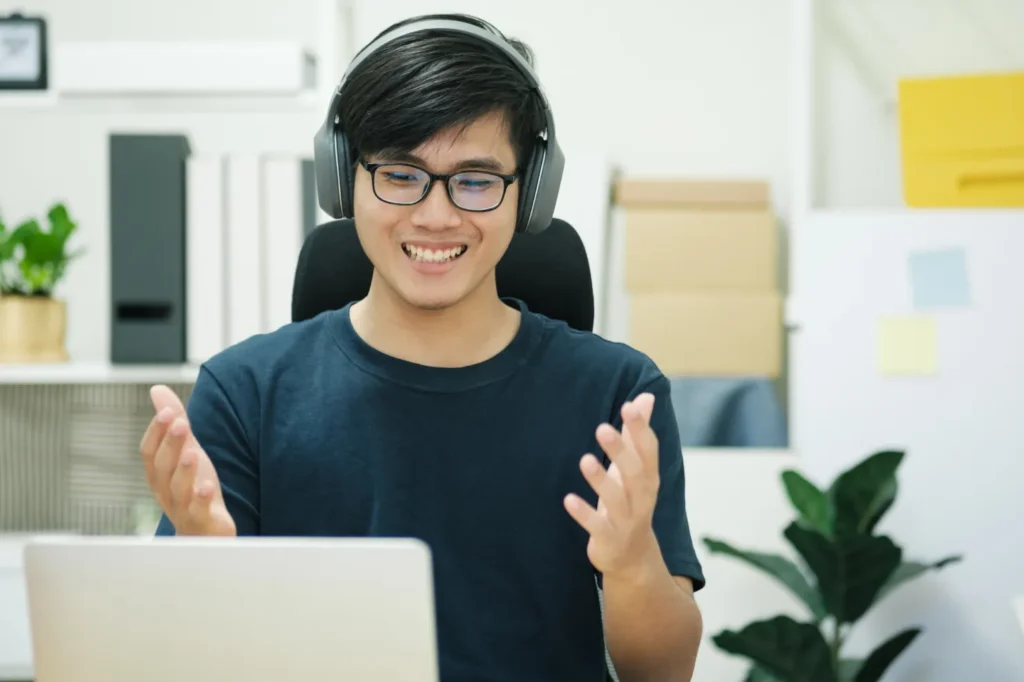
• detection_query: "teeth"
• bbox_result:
[405,245,466,263]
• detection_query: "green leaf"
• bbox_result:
[783,522,901,623]
[829,450,905,537]
[47,202,77,246]
[713,616,836,682]
[782,470,833,537]
[9,219,39,244]
[1,220,35,283]
[0,205,79,294]
[854,628,921,682]
[876,555,962,603]
[22,231,64,264]
[745,665,786,682]
[838,659,862,682]
[703,538,827,621]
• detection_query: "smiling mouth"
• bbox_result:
[401,243,468,264]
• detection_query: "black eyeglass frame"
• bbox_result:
[359,159,519,213]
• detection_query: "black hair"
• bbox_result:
[336,14,547,171]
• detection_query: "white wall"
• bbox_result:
[6,0,1022,359]
[353,0,793,209]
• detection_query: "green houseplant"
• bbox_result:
[703,449,962,682]
[0,202,82,362]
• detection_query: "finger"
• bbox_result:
[187,480,233,536]
[153,417,189,493]
[579,454,629,520]
[621,395,660,472]
[563,493,611,537]
[139,408,175,475]
[631,392,655,422]
[168,446,199,510]
[150,384,186,415]
[150,385,201,452]
[596,423,644,482]
[186,478,215,525]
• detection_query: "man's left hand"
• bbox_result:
[564,392,664,580]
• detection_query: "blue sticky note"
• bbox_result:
[908,248,971,309]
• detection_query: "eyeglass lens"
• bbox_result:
[372,164,507,211]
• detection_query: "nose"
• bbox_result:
[410,179,461,231]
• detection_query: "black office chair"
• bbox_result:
[290,217,616,681]
[291,218,594,331]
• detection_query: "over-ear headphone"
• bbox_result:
[312,16,565,235]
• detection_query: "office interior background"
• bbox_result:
[1,0,1022,680]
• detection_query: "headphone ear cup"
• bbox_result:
[313,119,344,219]
[516,142,548,234]
[335,131,355,219]
[516,143,540,233]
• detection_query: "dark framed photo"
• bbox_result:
[0,12,48,91]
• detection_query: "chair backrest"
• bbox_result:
[291,218,594,331]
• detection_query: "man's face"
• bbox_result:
[352,110,519,311]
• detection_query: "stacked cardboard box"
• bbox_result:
[616,178,782,377]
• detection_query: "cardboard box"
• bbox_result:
[615,178,770,209]
[630,292,782,377]
[625,209,777,293]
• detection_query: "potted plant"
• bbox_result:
[0,202,82,363]
[703,449,962,681]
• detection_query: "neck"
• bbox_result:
[349,271,521,368]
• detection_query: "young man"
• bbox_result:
[140,13,705,682]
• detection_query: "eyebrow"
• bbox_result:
[376,150,511,174]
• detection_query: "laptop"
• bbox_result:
[22,535,439,682]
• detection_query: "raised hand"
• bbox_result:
[564,393,663,579]
[139,385,236,536]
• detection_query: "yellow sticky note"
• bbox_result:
[877,316,937,375]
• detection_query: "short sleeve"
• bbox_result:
[614,372,706,591]
[155,364,261,536]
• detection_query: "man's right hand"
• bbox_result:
[139,385,237,536]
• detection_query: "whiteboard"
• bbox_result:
[788,207,1024,682]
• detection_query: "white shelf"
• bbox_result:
[0,92,59,108]
[55,42,317,96]
[0,41,324,112]
[0,362,200,385]
[0,90,322,115]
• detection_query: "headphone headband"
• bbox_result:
[313,15,564,235]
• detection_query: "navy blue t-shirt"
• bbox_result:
[157,298,705,681]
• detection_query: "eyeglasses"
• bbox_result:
[360,159,518,212]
